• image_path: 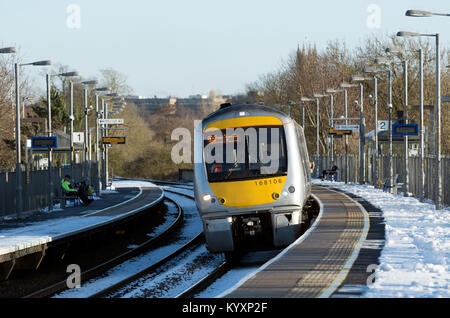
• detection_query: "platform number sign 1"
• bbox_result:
[73,132,84,143]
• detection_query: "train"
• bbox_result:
[194,103,312,258]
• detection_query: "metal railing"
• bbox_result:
[315,154,449,207]
[0,162,99,220]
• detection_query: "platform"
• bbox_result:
[0,181,163,280]
[224,185,369,298]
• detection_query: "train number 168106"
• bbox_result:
[254,179,283,186]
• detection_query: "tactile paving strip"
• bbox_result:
[225,186,368,298]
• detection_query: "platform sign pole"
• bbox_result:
[95,95,101,197]
[359,83,365,185]
[419,49,425,202]
[46,74,54,212]
[316,98,320,178]
[403,60,409,197]
[105,103,109,188]
[329,94,334,162]
[69,81,74,166]
[388,69,394,193]
[14,63,23,219]
[435,34,442,210]
[344,90,349,184]
[302,104,305,129]
[101,99,107,190]
[373,77,379,187]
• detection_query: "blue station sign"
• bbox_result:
[392,124,419,136]
[31,137,58,149]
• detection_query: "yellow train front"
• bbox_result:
[194,104,312,255]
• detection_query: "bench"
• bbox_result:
[325,171,338,182]
[56,188,81,208]
[382,174,404,195]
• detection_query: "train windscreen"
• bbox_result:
[203,125,287,182]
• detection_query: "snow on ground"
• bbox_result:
[314,179,450,298]
[55,191,203,298]
[111,180,157,189]
[0,180,159,258]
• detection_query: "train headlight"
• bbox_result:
[202,194,212,202]
[272,193,280,200]
[288,186,295,193]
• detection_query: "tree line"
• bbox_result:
[245,34,450,157]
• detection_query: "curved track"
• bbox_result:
[89,187,229,298]
[24,196,183,298]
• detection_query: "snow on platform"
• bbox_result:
[0,180,160,258]
[110,180,158,189]
[314,179,450,298]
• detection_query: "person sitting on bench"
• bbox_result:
[61,175,93,206]
[321,161,338,181]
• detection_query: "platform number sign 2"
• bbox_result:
[378,120,389,132]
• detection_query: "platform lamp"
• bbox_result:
[397,30,442,210]
[101,93,120,189]
[325,88,348,184]
[299,97,316,176]
[365,60,394,192]
[46,70,80,212]
[80,80,98,185]
[312,93,328,178]
[14,59,52,219]
[93,87,110,195]
[385,46,412,196]
[338,82,365,185]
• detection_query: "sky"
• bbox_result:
[0,0,449,98]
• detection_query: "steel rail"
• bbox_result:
[24,197,183,298]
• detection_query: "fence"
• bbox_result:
[0,162,99,220]
[315,154,450,207]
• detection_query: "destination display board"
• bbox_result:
[334,124,359,132]
[329,128,352,136]
[102,136,126,144]
[98,118,124,125]
[31,137,58,149]
[392,124,419,136]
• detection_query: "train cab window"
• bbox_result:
[204,126,287,182]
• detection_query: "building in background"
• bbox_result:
[126,91,228,116]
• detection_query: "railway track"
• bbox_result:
[24,181,319,298]
[24,196,184,298]
[89,186,231,298]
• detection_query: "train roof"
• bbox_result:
[202,104,293,128]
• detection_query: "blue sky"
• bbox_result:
[0,0,449,97]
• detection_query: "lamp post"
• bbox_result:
[339,82,365,184]
[320,92,334,162]
[102,93,119,188]
[325,88,348,183]
[350,76,375,186]
[312,93,327,178]
[397,30,442,210]
[298,98,310,128]
[0,47,16,54]
[418,49,425,202]
[14,59,51,218]
[81,81,98,163]
[405,9,450,17]
[385,47,411,196]
[81,80,98,185]
[403,8,446,209]
[93,87,110,195]
[365,61,393,192]
[46,71,79,212]
[300,97,316,176]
